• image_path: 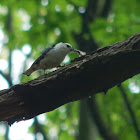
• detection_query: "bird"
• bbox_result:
[23,42,82,76]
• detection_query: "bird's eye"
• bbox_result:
[67,45,71,48]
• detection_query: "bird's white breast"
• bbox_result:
[39,47,68,69]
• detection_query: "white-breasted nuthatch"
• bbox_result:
[23,42,85,76]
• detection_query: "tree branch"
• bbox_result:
[0,33,140,125]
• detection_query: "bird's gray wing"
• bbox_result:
[33,44,55,65]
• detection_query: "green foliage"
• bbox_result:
[91,0,140,46]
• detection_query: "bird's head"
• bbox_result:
[55,42,86,56]
[55,42,78,53]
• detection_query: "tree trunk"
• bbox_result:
[0,33,140,125]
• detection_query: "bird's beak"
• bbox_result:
[72,49,86,56]
[72,49,79,53]
[70,47,78,52]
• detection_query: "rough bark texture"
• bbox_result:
[0,33,140,125]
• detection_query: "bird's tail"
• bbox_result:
[23,68,34,76]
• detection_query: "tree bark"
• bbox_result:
[1,33,140,125]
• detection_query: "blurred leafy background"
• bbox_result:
[0,0,140,140]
